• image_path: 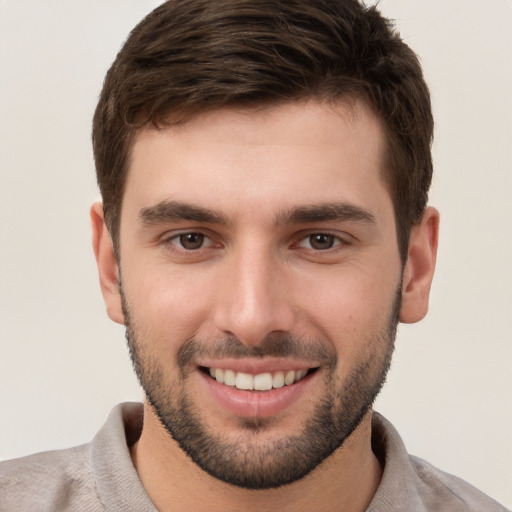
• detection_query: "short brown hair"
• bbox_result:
[92,0,433,263]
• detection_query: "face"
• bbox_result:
[115,100,404,488]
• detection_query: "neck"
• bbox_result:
[130,404,382,512]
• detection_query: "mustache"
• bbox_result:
[177,333,337,369]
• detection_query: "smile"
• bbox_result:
[205,367,314,391]
[198,364,320,417]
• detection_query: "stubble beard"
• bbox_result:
[121,288,400,490]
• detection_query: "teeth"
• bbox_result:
[235,372,253,390]
[253,373,273,391]
[224,369,236,387]
[284,370,295,385]
[295,369,307,382]
[215,368,224,384]
[272,371,285,388]
[208,368,310,390]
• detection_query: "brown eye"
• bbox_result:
[179,233,205,250]
[308,233,336,250]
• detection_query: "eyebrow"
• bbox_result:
[138,200,376,227]
[275,203,376,225]
[139,200,228,225]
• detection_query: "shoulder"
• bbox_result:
[0,403,145,512]
[0,443,101,511]
[408,455,509,512]
[370,412,509,511]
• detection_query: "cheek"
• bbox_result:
[296,264,400,348]
[123,263,214,345]
[298,269,400,324]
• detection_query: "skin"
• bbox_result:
[92,99,439,512]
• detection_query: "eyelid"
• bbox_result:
[294,230,352,250]
[161,229,220,253]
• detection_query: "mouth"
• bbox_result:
[197,363,321,418]
[200,366,319,391]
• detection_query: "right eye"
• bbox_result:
[168,232,214,251]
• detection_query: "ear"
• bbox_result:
[90,202,124,325]
[399,206,440,324]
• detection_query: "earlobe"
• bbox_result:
[90,202,125,325]
[399,207,440,324]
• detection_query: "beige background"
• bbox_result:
[1,0,511,507]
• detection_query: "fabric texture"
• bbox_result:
[0,402,507,511]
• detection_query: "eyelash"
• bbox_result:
[296,232,348,251]
[166,232,217,253]
[163,230,350,254]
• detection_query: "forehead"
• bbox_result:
[123,99,390,222]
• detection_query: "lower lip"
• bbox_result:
[198,370,314,418]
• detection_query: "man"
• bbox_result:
[1,1,508,510]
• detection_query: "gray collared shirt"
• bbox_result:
[1,403,508,511]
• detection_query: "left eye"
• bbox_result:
[298,233,342,251]
[171,232,210,250]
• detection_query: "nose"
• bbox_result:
[213,244,295,347]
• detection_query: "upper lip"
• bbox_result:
[196,357,320,374]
